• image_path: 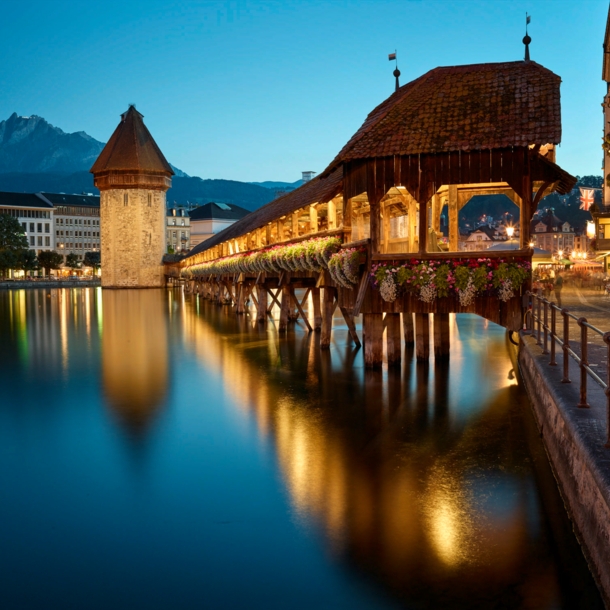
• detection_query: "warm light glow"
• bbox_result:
[528,241,534,248]
[587,221,596,239]
[572,250,577,258]
[558,250,563,259]
[505,225,515,239]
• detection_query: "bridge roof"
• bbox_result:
[327,60,561,172]
[90,106,173,176]
[186,166,342,258]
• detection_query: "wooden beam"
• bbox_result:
[340,306,361,347]
[321,287,336,349]
[310,205,318,233]
[448,185,458,252]
[328,199,336,230]
[403,312,414,345]
[312,287,322,331]
[279,285,290,332]
[363,313,383,368]
[433,313,450,359]
[293,288,313,332]
[415,313,430,361]
[385,313,401,365]
[256,285,267,322]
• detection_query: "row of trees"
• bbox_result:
[0,214,100,277]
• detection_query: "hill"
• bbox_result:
[0,172,275,211]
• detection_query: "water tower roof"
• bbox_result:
[90,106,173,176]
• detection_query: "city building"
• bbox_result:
[91,106,173,288]
[0,191,54,252]
[530,211,575,256]
[39,193,100,260]
[166,208,191,253]
[189,202,250,248]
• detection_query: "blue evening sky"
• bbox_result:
[0,0,607,182]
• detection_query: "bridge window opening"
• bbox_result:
[147,193,152,207]
[458,193,520,253]
[350,195,370,242]
[124,193,128,206]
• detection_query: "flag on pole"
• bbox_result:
[579,188,595,211]
[388,52,396,61]
[526,14,531,25]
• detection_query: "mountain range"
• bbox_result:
[0,113,277,210]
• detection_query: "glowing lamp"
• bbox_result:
[558,250,564,259]
[587,221,596,239]
[506,225,515,239]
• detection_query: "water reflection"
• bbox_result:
[102,290,169,431]
[0,288,601,609]
[180,297,601,609]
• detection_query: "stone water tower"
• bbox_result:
[90,106,174,288]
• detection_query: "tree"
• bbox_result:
[83,251,101,270]
[15,249,38,274]
[38,250,63,275]
[0,214,28,278]
[65,253,81,271]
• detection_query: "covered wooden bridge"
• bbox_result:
[171,59,576,367]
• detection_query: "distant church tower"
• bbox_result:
[90,106,174,288]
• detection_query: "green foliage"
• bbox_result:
[16,249,38,271]
[0,214,28,250]
[37,250,64,274]
[65,253,81,269]
[435,264,451,298]
[83,251,101,269]
[0,214,28,277]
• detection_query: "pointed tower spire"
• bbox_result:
[388,50,400,92]
[523,13,531,62]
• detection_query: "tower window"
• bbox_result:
[124,193,128,206]
[148,193,152,207]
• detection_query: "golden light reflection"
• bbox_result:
[101,290,168,431]
[179,296,546,603]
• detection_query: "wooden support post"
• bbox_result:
[433,313,450,359]
[310,205,318,233]
[321,287,335,349]
[279,285,290,332]
[381,202,390,254]
[328,199,336,230]
[288,286,299,320]
[256,285,267,322]
[363,313,384,368]
[403,312,414,345]
[385,313,401,366]
[312,287,322,331]
[340,306,361,347]
[370,201,380,254]
[344,198,352,240]
[448,185,458,252]
[415,313,430,361]
[236,283,246,314]
[292,212,299,239]
[266,224,272,245]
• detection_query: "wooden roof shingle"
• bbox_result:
[186,167,342,258]
[328,60,562,171]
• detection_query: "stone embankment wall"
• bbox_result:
[0,280,101,289]
[519,334,610,606]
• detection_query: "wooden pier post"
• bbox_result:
[279,285,290,332]
[321,287,335,349]
[415,313,430,361]
[364,313,384,368]
[433,313,451,359]
[403,312,414,345]
[288,286,299,321]
[312,287,322,331]
[385,313,401,366]
[256,285,267,323]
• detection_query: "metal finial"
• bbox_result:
[388,50,399,91]
[523,13,531,61]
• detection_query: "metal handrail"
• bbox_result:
[525,291,610,448]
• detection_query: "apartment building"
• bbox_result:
[0,191,54,252]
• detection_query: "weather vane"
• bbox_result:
[388,50,400,92]
[523,13,532,61]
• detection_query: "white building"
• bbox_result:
[166,208,191,253]
[0,192,54,252]
[189,202,250,248]
[40,193,100,261]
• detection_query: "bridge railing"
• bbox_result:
[525,291,610,448]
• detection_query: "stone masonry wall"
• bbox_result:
[519,335,610,606]
[101,189,166,288]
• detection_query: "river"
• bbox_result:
[0,287,602,609]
